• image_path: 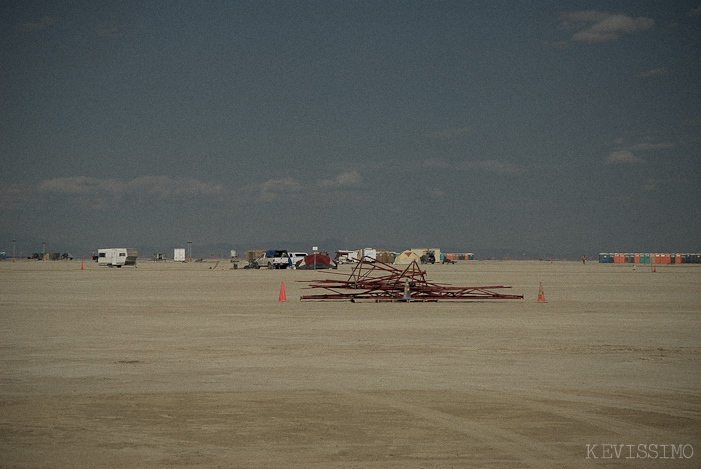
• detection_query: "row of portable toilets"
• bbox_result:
[443,253,475,261]
[599,253,701,264]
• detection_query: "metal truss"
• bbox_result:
[300,258,523,302]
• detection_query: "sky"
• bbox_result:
[1,1,700,258]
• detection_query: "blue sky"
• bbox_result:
[1,1,700,257]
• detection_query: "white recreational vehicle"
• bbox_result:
[97,248,138,267]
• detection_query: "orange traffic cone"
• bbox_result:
[653,265,656,273]
[81,259,84,270]
[279,282,287,302]
[537,282,547,303]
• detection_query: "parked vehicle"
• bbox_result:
[97,248,138,267]
[254,249,291,269]
[420,250,436,264]
[289,252,308,267]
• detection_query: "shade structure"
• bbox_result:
[296,253,337,270]
[394,250,420,264]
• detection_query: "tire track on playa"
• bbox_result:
[517,389,701,438]
[457,387,701,448]
[341,391,580,469]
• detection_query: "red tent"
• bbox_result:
[296,253,338,270]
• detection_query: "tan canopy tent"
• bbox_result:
[394,250,420,264]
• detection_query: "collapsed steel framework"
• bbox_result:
[300,258,523,302]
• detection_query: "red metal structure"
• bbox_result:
[300,258,523,302]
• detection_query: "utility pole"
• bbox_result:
[187,239,192,262]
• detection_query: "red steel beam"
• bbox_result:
[300,258,524,301]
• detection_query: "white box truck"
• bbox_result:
[361,248,377,262]
[174,248,186,262]
[97,248,138,267]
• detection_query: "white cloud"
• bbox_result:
[560,11,654,44]
[422,158,451,169]
[259,177,303,201]
[37,176,225,200]
[642,178,658,192]
[250,171,373,206]
[420,158,524,176]
[316,171,362,188]
[603,140,673,165]
[255,171,366,202]
[128,176,225,199]
[604,150,645,164]
[20,16,57,32]
[560,10,610,27]
[467,160,524,176]
[357,157,528,178]
[96,24,120,37]
[544,40,570,50]
[641,177,686,192]
[428,188,445,198]
[39,176,115,195]
[637,68,669,78]
[0,183,35,210]
[622,142,674,151]
[425,126,472,139]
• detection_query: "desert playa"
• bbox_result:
[1,260,700,468]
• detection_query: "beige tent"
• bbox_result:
[394,250,420,264]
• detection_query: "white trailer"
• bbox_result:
[174,248,186,262]
[336,250,358,264]
[97,248,138,267]
[361,248,377,262]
